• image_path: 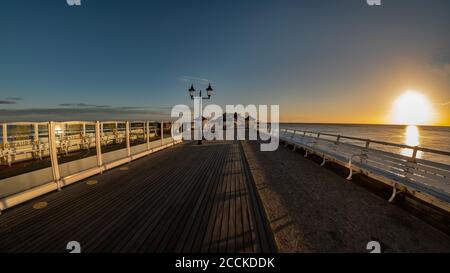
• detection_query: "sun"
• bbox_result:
[390,91,434,125]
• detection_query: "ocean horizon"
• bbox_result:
[280,123,450,165]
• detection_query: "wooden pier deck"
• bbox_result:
[0,141,276,253]
[242,140,450,252]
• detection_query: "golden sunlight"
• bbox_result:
[54,125,63,135]
[405,125,419,147]
[391,91,434,125]
[401,125,423,158]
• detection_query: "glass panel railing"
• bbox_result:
[0,122,53,198]
[130,122,146,147]
[101,122,127,153]
[53,122,98,177]
[163,122,172,139]
[149,121,162,142]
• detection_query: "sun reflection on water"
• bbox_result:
[401,125,422,158]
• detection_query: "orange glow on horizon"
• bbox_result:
[389,91,436,125]
[278,89,449,126]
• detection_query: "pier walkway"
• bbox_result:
[0,141,275,253]
[242,141,450,252]
[1,139,450,252]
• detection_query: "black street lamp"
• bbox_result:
[188,83,214,144]
[189,83,213,100]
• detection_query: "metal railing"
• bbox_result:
[0,120,182,213]
[277,128,450,212]
[282,129,450,157]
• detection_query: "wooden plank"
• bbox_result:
[226,144,237,252]
[151,145,223,252]
[173,143,228,252]
[208,143,231,252]
[236,144,249,252]
[189,144,232,252]
[0,141,276,253]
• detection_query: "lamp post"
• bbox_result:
[188,83,214,144]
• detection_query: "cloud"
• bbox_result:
[57,103,173,111]
[440,101,450,106]
[0,106,174,122]
[0,97,23,104]
[59,103,111,108]
[5,97,23,101]
[0,100,18,105]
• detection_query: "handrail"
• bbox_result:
[0,120,175,164]
[281,128,450,157]
[0,120,182,213]
[278,127,450,211]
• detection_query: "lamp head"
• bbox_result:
[206,83,213,97]
[188,84,196,98]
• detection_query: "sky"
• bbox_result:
[0,0,449,124]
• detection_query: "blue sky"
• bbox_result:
[1,0,449,123]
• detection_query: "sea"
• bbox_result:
[280,123,450,165]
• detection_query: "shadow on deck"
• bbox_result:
[0,141,276,253]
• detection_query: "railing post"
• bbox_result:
[101,123,104,141]
[412,147,418,161]
[1,123,9,166]
[161,121,164,146]
[146,121,150,151]
[1,124,6,146]
[171,121,174,145]
[81,122,87,149]
[142,122,145,142]
[126,121,131,159]
[33,123,40,159]
[33,123,39,142]
[48,121,61,191]
[95,121,103,173]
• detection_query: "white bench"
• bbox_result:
[279,128,450,211]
